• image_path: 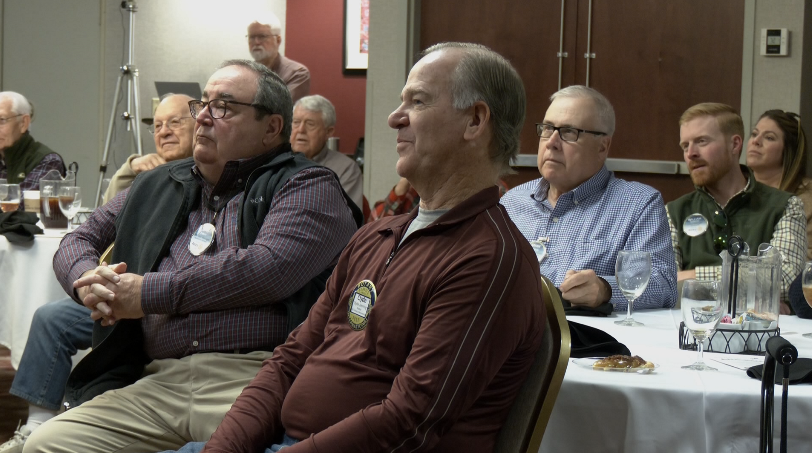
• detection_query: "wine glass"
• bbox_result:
[681,279,723,371]
[802,262,812,338]
[0,183,21,212]
[58,186,81,232]
[614,250,651,326]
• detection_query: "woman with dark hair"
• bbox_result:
[746,109,812,259]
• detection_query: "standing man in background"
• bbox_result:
[248,12,310,103]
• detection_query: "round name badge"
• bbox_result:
[683,213,708,237]
[347,280,377,331]
[189,222,216,256]
[530,238,548,263]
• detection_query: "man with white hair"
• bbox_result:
[0,94,196,453]
[291,95,362,208]
[247,13,310,102]
[501,85,677,311]
[0,91,65,190]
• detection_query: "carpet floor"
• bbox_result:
[0,346,27,443]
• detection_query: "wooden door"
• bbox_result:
[420,0,745,202]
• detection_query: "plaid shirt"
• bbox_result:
[500,166,678,311]
[0,152,65,191]
[667,186,807,303]
[53,159,358,359]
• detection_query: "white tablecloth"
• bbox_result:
[539,309,812,453]
[0,231,68,369]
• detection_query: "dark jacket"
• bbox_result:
[64,147,362,408]
[2,131,64,184]
[666,166,791,269]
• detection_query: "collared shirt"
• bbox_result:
[309,144,363,209]
[0,152,64,191]
[270,54,310,103]
[500,166,678,310]
[368,181,509,223]
[53,154,358,359]
[666,180,807,303]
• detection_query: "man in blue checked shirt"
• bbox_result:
[501,85,677,311]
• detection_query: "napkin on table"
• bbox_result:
[0,211,43,243]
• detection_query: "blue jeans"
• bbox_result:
[166,435,299,452]
[9,297,93,410]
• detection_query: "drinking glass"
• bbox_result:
[58,186,81,232]
[802,262,812,338]
[0,183,21,212]
[614,250,651,326]
[681,279,723,371]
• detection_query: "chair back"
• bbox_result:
[494,276,571,453]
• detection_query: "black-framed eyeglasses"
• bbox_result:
[0,114,23,126]
[536,123,606,143]
[148,117,194,134]
[189,99,272,119]
[712,209,729,254]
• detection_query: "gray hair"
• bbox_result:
[419,42,526,176]
[550,85,615,136]
[0,91,33,120]
[294,95,336,128]
[249,12,282,35]
[219,59,292,140]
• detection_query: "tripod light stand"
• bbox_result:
[96,0,144,207]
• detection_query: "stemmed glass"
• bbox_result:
[802,262,812,338]
[681,279,724,370]
[58,186,81,232]
[0,183,21,212]
[615,250,651,326]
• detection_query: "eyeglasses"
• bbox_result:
[0,114,23,126]
[712,209,729,254]
[536,123,606,143]
[189,99,272,119]
[291,118,322,132]
[148,117,193,133]
[246,34,276,42]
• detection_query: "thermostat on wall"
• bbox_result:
[761,28,789,56]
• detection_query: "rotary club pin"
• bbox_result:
[189,222,216,256]
[347,280,376,331]
[683,213,708,237]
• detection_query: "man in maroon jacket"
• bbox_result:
[174,42,545,453]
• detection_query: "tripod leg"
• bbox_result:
[131,69,144,156]
[96,72,126,208]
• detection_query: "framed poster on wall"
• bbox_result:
[343,0,369,75]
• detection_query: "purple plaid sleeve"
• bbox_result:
[21,153,66,191]
[53,187,126,301]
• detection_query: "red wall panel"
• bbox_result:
[285,0,367,156]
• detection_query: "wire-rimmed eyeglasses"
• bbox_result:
[245,33,276,42]
[189,99,272,119]
[148,117,194,134]
[536,123,607,143]
[0,114,23,126]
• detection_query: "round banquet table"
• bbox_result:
[539,309,812,453]
[0,230,68,369]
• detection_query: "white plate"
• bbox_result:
[572,357,659,374]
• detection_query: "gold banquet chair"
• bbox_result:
[494,276,571,453]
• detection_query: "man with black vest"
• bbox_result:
[24,60,360,453]
[666,102,806,311]
[0,91,65,190]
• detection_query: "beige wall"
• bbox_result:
[0,0,286,204]
[363,0,419,201]
[1,0,103,202]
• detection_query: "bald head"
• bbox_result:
[153,94,195,161]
